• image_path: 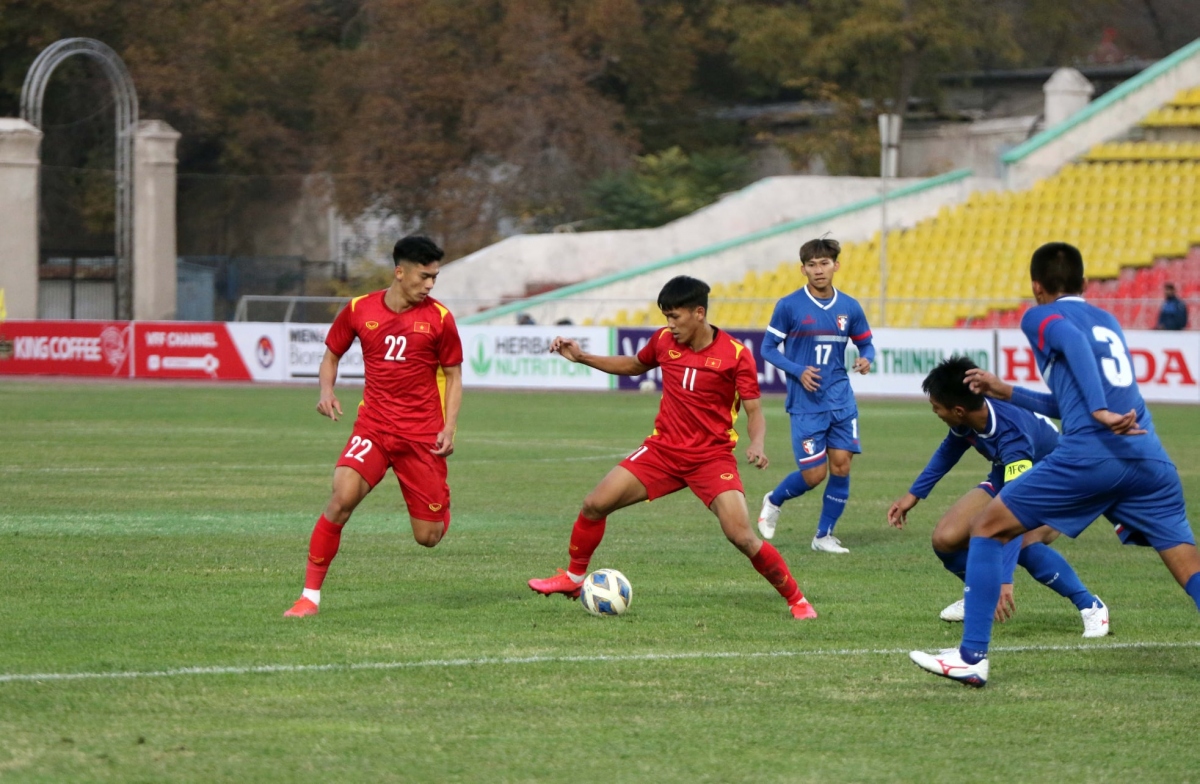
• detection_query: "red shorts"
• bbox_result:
[619,439,744,507]
[336,424,450,523]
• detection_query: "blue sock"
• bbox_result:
[768,470,812,507]
[960,536,1003,663]
[1001,537,1022,583]
[816,474,850,538]
[934,548,968,581]
[1019,543,1098,610]
[1186,572,1200,612]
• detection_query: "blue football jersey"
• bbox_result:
[1019,296,1171,462]
[909,398,1060,499]
[762,287,874,415]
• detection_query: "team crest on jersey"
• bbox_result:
[836,314,848,331]
[705,357,722,369]
[428,503,443,512]
[802,438,816,455]
[365,320,380,330]
[415,322,431,333]
[668,349,682,359]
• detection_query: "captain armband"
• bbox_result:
[1003,460,1033,482]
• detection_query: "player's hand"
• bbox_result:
[1093,408,1147,435]
[800,366,822,392]
[887,493,918,528]
[550,337,583,362]
[852,357,871,375]
[316,392,343,421]
[995,584,1016,622]
[431,427,455,457]
[745,444,769,470]
[964,368,1013,400]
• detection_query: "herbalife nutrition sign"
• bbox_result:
[459,326,615,389]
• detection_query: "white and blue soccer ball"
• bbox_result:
[581,569,632,617]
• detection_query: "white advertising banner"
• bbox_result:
[459,325,614,389]
[283,323,364,383]
[837,327,996,398]
[997,328,1200,403]
[224,323,287,382]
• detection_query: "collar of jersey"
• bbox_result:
[1056,296,1085,303]
[950,399,998,439]
[803,286,839,310]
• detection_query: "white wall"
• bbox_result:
[470,174,999,326]
[435,175,923,316]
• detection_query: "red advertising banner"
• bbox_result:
[133,322,253,380]
[0,320,133,377]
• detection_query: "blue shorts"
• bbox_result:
[790,407,860,468]
[999,452,1194,551]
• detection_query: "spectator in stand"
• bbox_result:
[1155,283,1188,331]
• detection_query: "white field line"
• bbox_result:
[0,452,629,475]
[3,640,1198,684]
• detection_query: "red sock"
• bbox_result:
[568,513,606,575]
[304,515,345,590]
[750,542,804,604]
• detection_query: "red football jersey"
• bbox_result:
[636,327,761,454]
[325,291,463,439]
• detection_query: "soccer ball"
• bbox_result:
[580,569,633,617]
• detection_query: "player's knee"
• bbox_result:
[931,527,960,553]
[580,494,610,520]
[412,521,443,548]
[725,529,758,556]
[323,499,354,525]
[802,464,827,487]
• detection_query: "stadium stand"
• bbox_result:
[604,87,1200,331]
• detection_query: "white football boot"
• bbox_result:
[940,597,966,622]
[811,534,849,554]
[757,493,781,540]
[909,648,988,687]
[1080,598,1110,638]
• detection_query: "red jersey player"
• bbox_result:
[285,235,464,617]
[528,275,818,619]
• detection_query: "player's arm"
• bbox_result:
[316,349,344,421]
[1036,315,1145,434]
[889,436,970,528]
[552,337,650,376]
[742,397,769,470]
[965,367,1061,419]
[849,312,875,375]
[432,364,462,456]
[761,326,807,379]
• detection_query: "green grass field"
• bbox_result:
[2,380,1199,782]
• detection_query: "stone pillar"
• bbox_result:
[0,119,43,320]
[133,119,181,320]
[1044,68,1094,128]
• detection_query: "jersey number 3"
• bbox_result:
[1092,326,1133,387]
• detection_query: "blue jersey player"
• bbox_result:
[758,237,875,553]
[911,242,1200,687]
[888,356,1108,636]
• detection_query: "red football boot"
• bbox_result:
[789,598,818,620]
[528,569,583,599]
[283,597,319,617]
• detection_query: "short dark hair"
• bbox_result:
[393,235,444,266]
[922,355,985,411]
[657,275,710,312]
[800,237,841,263]
[1029,242,1084,296]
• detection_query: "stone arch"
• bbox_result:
[21,38,139,319]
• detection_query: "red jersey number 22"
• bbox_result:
[384,335,407,361]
